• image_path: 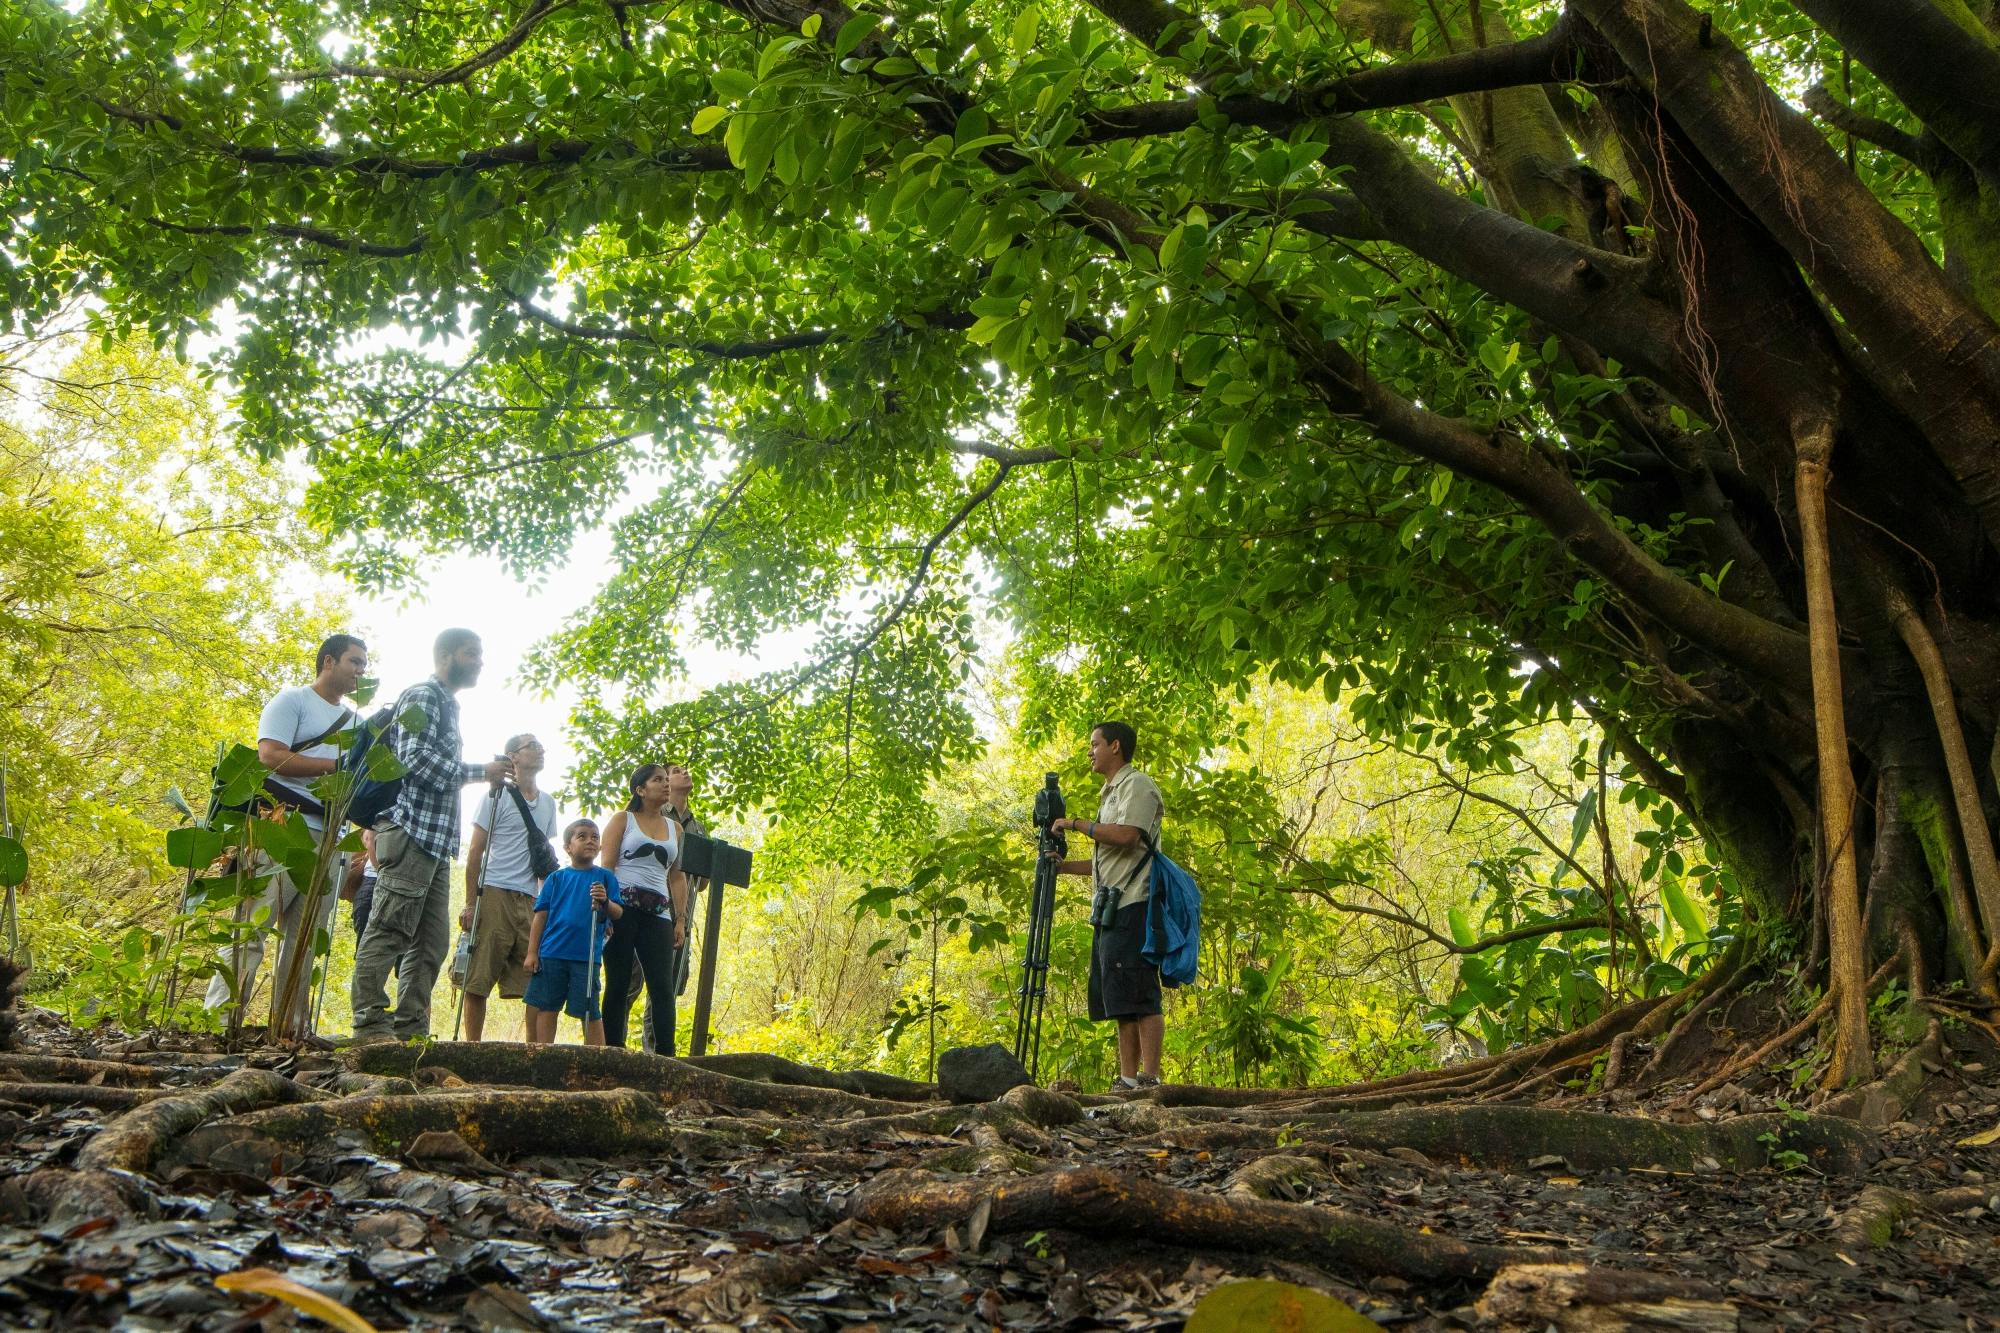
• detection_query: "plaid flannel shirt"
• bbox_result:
[383,676,482,862]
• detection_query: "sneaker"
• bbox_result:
[1113,1075,1142,1091]
[1134,1072,1162,1088]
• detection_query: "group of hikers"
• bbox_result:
[216,628,1176,1089]
[212,629,707,1053]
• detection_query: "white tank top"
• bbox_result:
[617,811,677,909]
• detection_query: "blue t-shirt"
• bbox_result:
[533,866,622,962]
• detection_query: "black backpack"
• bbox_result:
[342,704,403,829]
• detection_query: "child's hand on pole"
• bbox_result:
[590,882,607,912]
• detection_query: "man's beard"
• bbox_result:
[446,661,480,688]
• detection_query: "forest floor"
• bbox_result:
[2,999,1998,1331]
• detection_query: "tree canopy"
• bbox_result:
[8,0,2000,1080]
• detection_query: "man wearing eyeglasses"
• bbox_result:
[460,733,558,1041]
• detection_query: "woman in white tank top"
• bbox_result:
[599,764,688,1052]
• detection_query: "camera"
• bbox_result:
[1033,773,1067,858]
[1033,772,1065,831]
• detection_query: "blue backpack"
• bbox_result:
[1135,829,1202,988]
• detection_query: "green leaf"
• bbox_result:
[692,105,730,135]
[835,12,880,59]
[0,835,26,889]
[711,68,756,101]
[1186,1280,1384,1332]
[1662,876,1709,941]
[1446,905,1476,948]
[165,826,226,870]
[1568,786,1599,856]
[364,744,408,782]
[1011,8,1040,52]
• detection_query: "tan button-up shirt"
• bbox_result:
[1093,765,1165,910]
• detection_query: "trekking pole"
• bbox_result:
[0,766,20,963]
[311,890,340,1036]
[450,779,507,1042]
[586,888,606,1042]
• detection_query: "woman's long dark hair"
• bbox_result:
[626,763,667,812]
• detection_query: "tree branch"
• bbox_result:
[90,98,730,178]
[432,432,643,483]
[144,217,425,258]
[277,0,577,86]
[1800,85,1932,170]
[1314,894,1631,955]
[1788,0,2000,184]
[1078,11,1584,143]
[1574,0,2000,551]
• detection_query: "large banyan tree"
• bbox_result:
[7,0,2000,1085]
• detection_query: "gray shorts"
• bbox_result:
[1088,900,1162,1022]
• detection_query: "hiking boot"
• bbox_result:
[333,1029,399,1049]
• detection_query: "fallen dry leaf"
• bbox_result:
[215,1267,377,1333]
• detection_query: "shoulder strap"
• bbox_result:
[298,708,356,752]
[1101,827,1158,894]
[506,783,552,832]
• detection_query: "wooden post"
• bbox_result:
[683,834,752,1056]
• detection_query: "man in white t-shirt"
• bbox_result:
[206,633,368,1033]
[459,733,558,1041]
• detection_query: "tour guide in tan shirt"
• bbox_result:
[1049,721,1166,1090]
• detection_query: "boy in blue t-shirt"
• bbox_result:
[523,819,623,1045]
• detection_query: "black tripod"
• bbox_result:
[1013,773,1066,1080]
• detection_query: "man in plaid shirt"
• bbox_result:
[349,628,513,1041]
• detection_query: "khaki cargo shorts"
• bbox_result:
[464,888,537,999]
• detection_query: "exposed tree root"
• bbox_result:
[0,1082,163,1111]
[1627,946,1752,1087]
[0,1053,169,1085]
[663,1249,830,1323]
[11,1168,156,1227]
[76,1067,322,1174]
[346,1041,913,1116]
[847,1164,1558,1282]
[177,1087,750,1166]
[801,1083,1083,1154]
[368,1164,590,1239]
[1222,1153,1329,1201]
[1126,993,1681,1113]
[329,1071,420,1097]
[1666,951,1904,1111]
[1100,1101,1874,1174]
[679,1052,936,1101]
[1821,1020,1942,1126]
[1833,1185,1923,1251]
[1476,1263,1738,1330]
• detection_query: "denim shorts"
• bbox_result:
[524,956,603,1021]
